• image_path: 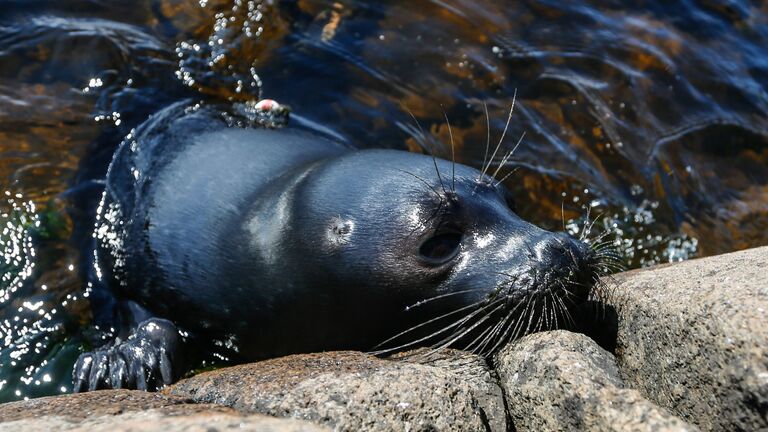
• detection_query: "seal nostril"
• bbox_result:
[534,235,570,268]
[533,233,595,282]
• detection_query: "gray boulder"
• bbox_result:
[166,350,506,431]
[394,348,508,432]
[495,330,694,431]
[0,389,327,431]
[612,246,768,430]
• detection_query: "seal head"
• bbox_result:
[244,150,597,357]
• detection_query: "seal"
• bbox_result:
[72,100,600,392]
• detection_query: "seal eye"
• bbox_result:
[419,232,462,265]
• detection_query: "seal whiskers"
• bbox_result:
[490,131,526,181]
[440,105,456,192]
[552,288,576,328]
[434,277,539,357]
[395,228,602,359]
[467,286,531,355]
[488,294,536,354]
[464,315,504,353]
[462,282,521,354]
[369,298,491,355]
[404,288,485,311]
[480,101,491,182]
[479,89,517,180]
[420,300,508,358]
[405,107,448,195]
[383,295,511,357]
[495,166,520,187]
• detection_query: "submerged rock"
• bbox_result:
[0,390,327,431]
[612,246,768,430]
[495,330,694,431]
[166,350,505,431]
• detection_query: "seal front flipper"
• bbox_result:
[72,318,183,392]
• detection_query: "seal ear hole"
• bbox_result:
[418,232,462,265]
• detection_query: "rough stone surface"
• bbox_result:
[0,409,327,432]
[0,390,193,421]
[0,390,327,431]
[495,330,696,432]
[612,246,768,431]
[166,350,503,431]
[395,348,509,432]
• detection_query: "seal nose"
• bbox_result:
[533,232,595,282]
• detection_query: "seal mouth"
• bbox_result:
[497,264,594,302]
[459,250,598,352]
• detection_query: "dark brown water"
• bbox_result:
[0,0,766,401]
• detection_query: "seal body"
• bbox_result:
[75,100,598,391]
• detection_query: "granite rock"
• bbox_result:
[495,330,695,431]
[0,390,327,431]
[611,246,768,430]
[166,350,504,431]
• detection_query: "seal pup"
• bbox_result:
[73,100,602,391]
